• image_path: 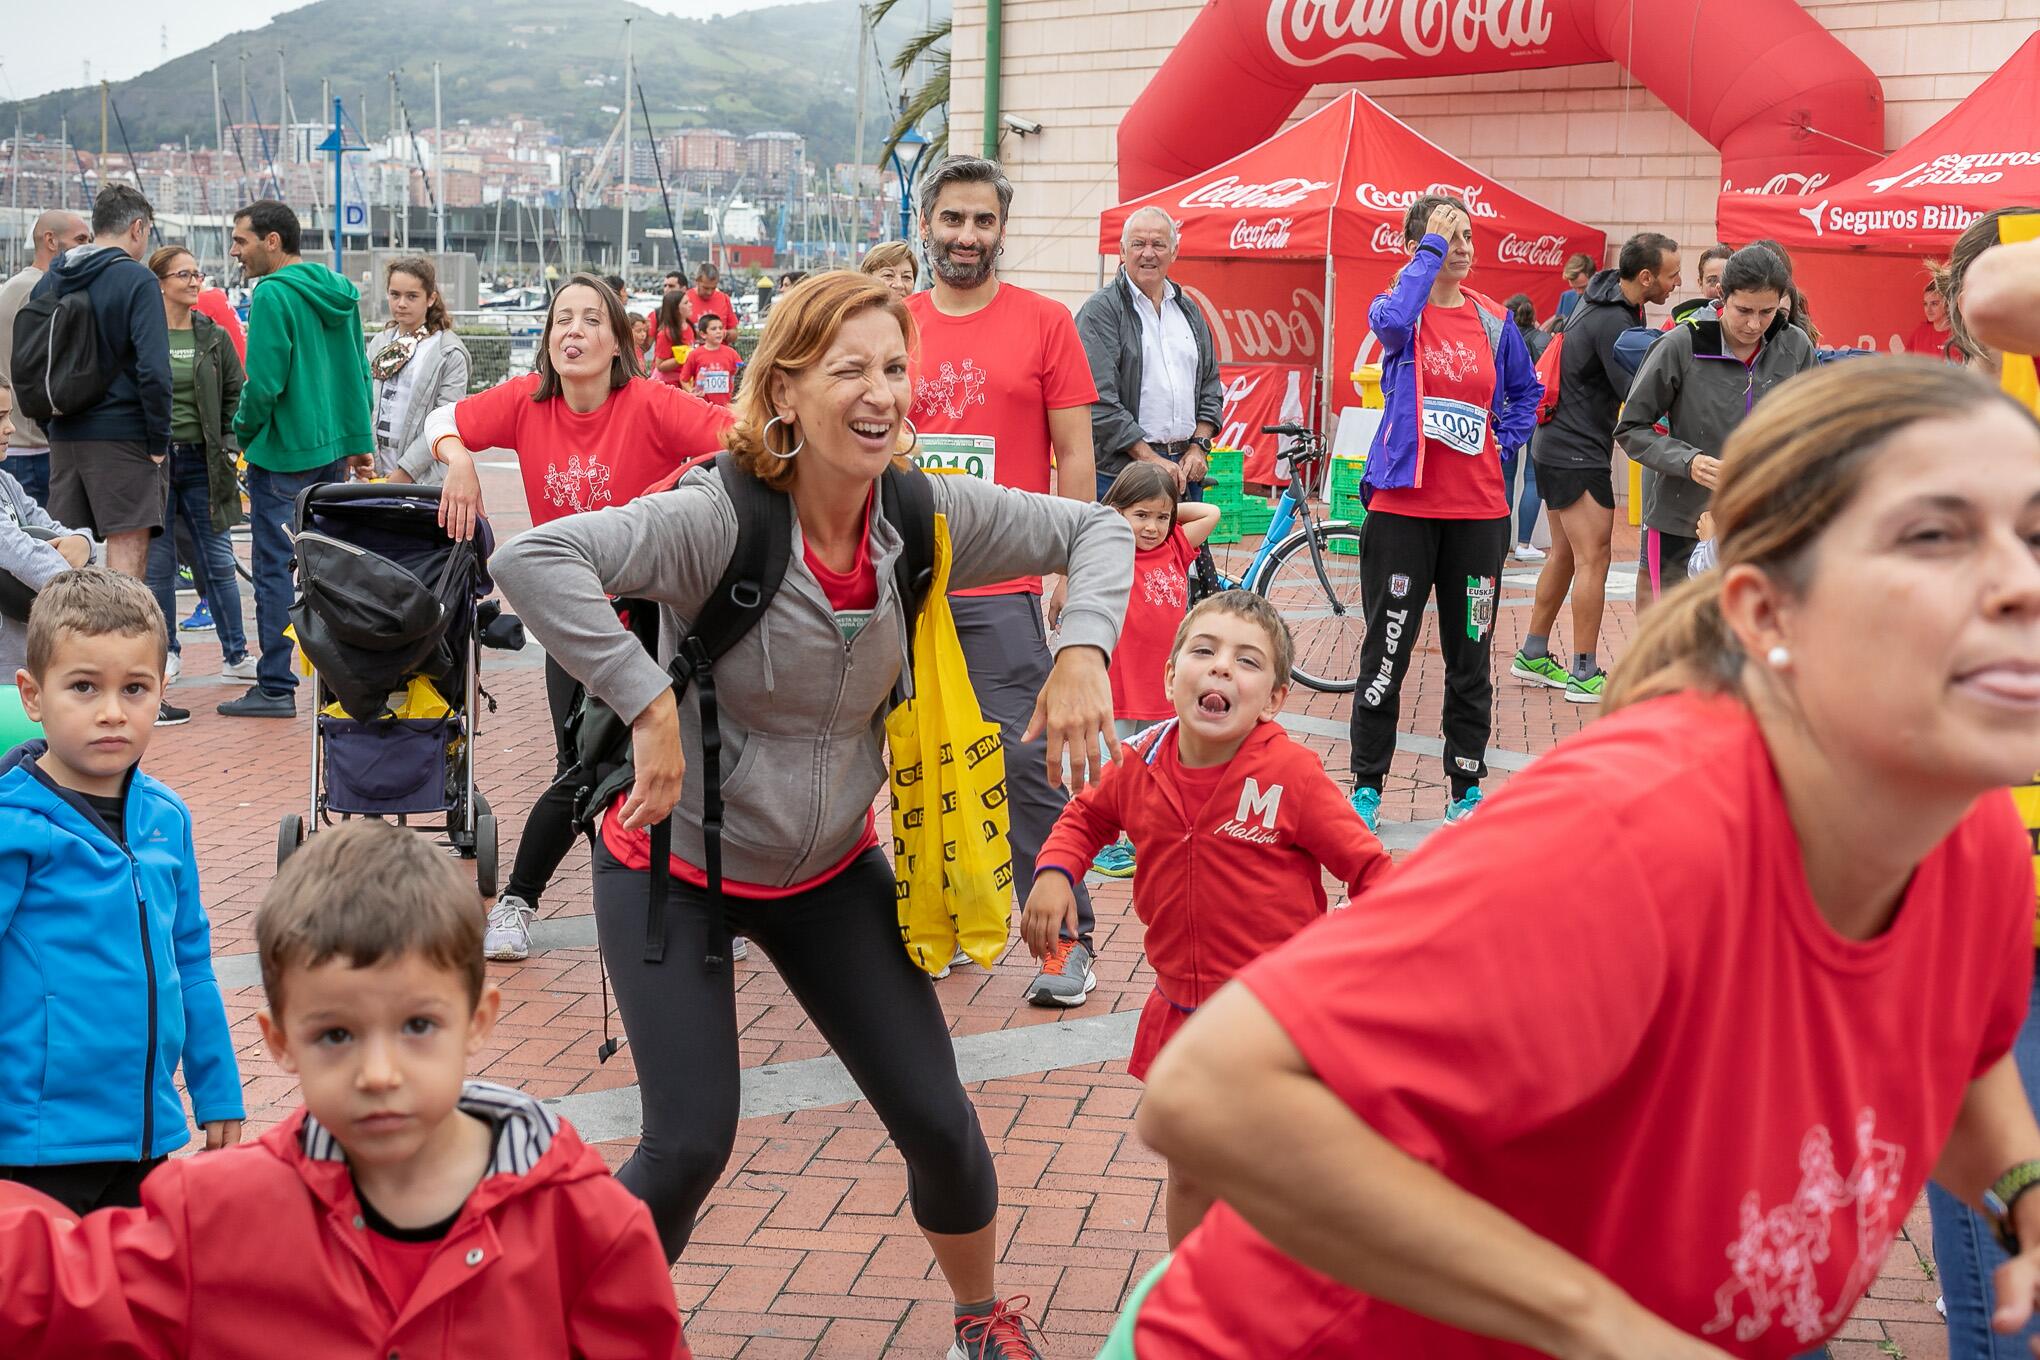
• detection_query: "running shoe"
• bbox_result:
[1349,785,1381,833]
[155,700,191,727]
[1445,787,1484,823]
[948,1297,1044,1360]
[932,945,972,980]
[1511,542,1546,562]
[484,892,536,961]
[1510,651,1569,688]
[731,935,749,962]
[1091,841,1136,878]
[176,565,194,590]
[222,654,258,682]
[179,601,215,632]
[1026,940,1096,1008]
[1564,669,1607,704]
[164,653,182,685]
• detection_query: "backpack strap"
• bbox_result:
[640,452,791,969]
[880,462,937,628]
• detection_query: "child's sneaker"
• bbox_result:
[1349,785,1381,833]
[1564,669,1607,704]
[179,600,215,632]
[949,1297,1044,1360]
[1445,787,1484,824]
[1510,651,1568,688]
[1091,841,1135,878]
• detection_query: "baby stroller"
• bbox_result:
[275,483,505,895]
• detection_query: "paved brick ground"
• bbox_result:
[137,471,1951,1358]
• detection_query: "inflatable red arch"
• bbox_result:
[1118,0,1887,201]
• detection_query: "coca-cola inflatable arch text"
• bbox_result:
[1118,0,1885,200]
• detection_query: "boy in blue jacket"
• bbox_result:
[0,567,243,1212]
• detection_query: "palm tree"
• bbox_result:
[871,0,949,165]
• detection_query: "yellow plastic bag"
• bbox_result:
[320,675,452,721]
[887,516,1014,975]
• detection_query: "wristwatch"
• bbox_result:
[1984,1160,2040,1254]
[1188,435,1212,454]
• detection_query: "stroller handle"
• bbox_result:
[297,481,446,510]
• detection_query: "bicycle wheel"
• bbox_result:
[1249,524,1366,693]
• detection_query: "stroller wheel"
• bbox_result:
[475,815,499,900]
[473,789,491,821]
[277,813,306,869]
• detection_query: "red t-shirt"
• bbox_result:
[362,1230,439,1313]
[1367,300,1507,521]
[649,323,692,387]
[680,345,742,406]
[1907,320,1955,361]
[1139,692,2033,1359]
[600,492,882,897]
[906,284,1098,596]
[451,373,733,525]
[1110,526,1196,722]
[193,288,247,363]
[686,289,738,331]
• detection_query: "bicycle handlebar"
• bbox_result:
[1260,423,1308,437]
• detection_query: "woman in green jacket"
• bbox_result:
[147,246,253,686]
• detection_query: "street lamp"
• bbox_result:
[889,123,930,245]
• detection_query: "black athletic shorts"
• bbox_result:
[1537,462,1615,511]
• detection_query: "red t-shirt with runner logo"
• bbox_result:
[906,284,1097,596]
[686,288,738,330]
[1366,300,1507,522]
[1110,526,1196,722]
[1137,692,2033,1360]
[680,345,742,406]
[451,373,733,525]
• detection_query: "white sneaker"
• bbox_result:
[1512,541,1546,562]
[222,655,258,682]
[730,935,749,961]
[483,893,536,961]
[164,653,182,685]
[932,945,971,980]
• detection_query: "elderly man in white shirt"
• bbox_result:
[1075,206,1224,500]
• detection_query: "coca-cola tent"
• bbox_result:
[1716,32,2040,353]
[1099,89,1604,472]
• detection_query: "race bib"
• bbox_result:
[698,367,732,396]
[1422,397,1491,457]
[912,433,997,482]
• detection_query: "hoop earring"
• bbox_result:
[762,415,804,460]
[898,417,919,457]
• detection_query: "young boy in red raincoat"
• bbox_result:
[0,819,689,1359]
[1022,590,1392,1248]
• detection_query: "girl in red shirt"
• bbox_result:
[650,289,694,390]
[1110,359,2040,1360]
[417,274,733,961]
[1093,461,1220,876]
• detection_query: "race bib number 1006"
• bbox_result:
[913,433,998,481]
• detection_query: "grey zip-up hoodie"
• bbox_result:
[0,467,96,675]
[1616,306,1815,537]
[491,465,1133,888]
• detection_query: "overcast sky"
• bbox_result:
[2,0,793,102]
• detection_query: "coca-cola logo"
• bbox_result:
[1230,218,1295,250]
[1354,182,1499,219]
[1720,170,1831,196]
[1370,222,1405,253]
[1496,232,1567,267]
[1267,0,1553,68]
[1179,283,1326,363]
[1181,175,1331,210]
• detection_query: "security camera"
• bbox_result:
[1001,113,1043,137]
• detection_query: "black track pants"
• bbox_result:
[1348,510,1510,798]
[504,657,581,906]
[590,841,999,1261]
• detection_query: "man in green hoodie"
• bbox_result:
[223,200,372,718]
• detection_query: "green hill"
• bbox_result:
[2,0,942,170]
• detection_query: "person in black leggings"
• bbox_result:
[486,270,1132,1360]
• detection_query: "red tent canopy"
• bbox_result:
[1716,32,2040,349]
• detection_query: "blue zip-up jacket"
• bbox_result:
[1364,234,1542,492]
[27,245,173,452]
[0,743,243,1163]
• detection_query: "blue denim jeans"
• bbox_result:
[1501,451,1539,544]
[246,458,346,695]
[4,451,50,510]
[1929,963,2040,1360]
[146,444,247,662]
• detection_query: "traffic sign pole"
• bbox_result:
[316,96,370,275]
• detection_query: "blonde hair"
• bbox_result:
[1930,206,2040,368]
[1169,590,1294,690]
[1608,358,2037,711]
[25,567,165,679]
[724,269,917,492]
[858,240,917,284]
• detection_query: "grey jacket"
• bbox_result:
[367,326,471,484]
[492,466,1133,888]
[1075,272,1223,478]
[1616,308,1815,536]
[0,468,96,675]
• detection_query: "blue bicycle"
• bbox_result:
[1196,422,1366,693]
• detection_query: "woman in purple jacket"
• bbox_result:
[1347,195,1542,831]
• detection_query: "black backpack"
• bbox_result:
[564,454,936,1058]
[10,283,107,424]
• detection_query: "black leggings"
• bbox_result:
[590,840,999,1261]
[504,657,581,906]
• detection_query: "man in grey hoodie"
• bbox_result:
[1615,245,1814,600]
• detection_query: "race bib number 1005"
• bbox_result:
[1421,397,1491,457]
[913,433,998,481]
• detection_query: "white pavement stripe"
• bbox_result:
[1275,712,1537,772]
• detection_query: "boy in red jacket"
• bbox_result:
[1023,590,1392,1247]
[0,820,689,1360]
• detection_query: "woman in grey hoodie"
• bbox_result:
[490,271,1131,1359]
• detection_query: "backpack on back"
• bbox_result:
[10,285,107,425]
[1533,317,1568,425]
